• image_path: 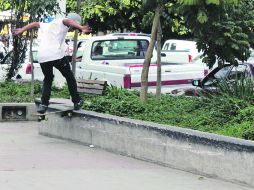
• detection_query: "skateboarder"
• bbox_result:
[12,13,90,113]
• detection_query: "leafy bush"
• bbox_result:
[0,81,40,102]
[243,128,254,140]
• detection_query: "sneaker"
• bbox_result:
[37,104,48,114]
[74,99,84,110]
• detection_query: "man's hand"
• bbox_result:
[81,25,91,34]
[12,28,23,36]
[12,22,40,36]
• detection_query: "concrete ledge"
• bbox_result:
[0,103,37,121]
[39,107,254,187]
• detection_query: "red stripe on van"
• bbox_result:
[130,79,195,88]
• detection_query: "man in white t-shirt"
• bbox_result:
[12,13,90,113]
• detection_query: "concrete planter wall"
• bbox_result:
[39,109,254,188]
[0,103,37,121]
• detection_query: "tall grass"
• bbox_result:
[217,72,254,102]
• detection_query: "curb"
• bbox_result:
[39,104,254,188]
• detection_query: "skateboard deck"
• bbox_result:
[32,109,73,121]
[32,109,72,116]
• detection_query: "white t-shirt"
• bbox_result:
[37,19,69,63]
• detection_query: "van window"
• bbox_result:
[170,43,176,50]
[91,39,149,60]
[163,43,169,50]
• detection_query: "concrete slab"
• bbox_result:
[35,98,73,106]
[0,121,252,190]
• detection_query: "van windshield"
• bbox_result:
[91,39,149,60]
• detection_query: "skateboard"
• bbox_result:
[32,109,73,121]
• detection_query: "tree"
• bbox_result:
[156,20,162,99]
[66,0,189,40]
[4,0,28,80]
[67,0,144,34]
[139,5,161,102]
[140,0,170,102]
[176,0,254,68]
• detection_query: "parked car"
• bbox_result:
[0,48,44,82]
[161,39,202,64]
[170,62,254,96]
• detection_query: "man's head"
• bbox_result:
[66,12,81,24]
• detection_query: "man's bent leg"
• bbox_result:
[54,57,81,104]
[40,61,54,106]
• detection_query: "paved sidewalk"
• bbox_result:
[0,121,252,190]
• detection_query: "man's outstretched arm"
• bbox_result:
[12,22,40,36]
[63,19,90,34]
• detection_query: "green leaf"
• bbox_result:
[206,0,220,5]
[231,43,239,50]
[197,10,208,24]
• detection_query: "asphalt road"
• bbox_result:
[0,121,252,190]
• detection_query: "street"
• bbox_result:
[0,121,252,190]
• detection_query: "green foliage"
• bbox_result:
[0,81,41,102]
[0,2,11,10]
[27,0,60,20]
[81,86,145,117]
[216,74,254,102]
[242,128,254,140]
[176,0,253,68]
[66,0,191,40]
[2,81,254,140]
[197,10,208,24]
[67,0,144,33]
[79,85,254,141]
[142,0,169,10]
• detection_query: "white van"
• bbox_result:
[75,33,207,92]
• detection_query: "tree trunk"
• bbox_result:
[140,7,160,102]
[71,0,81,76]
[29,30,35,101]
[7,4,26,80]
[156,19,162,99]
